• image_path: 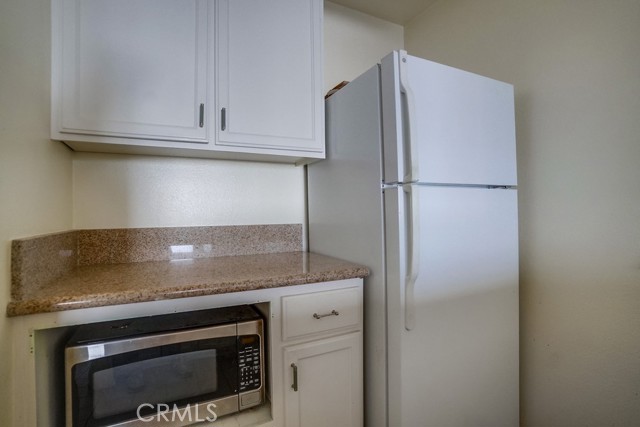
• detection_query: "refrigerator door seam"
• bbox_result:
[414,182,517,189]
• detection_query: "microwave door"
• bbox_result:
[66,326,240,426]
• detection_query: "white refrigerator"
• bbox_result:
[307,51,519,427]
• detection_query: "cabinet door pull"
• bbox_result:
[313,310,339,320]
[291,363,298,392]
[199,104,205,128]
[221,107,227,131]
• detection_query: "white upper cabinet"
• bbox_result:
[51,0,324,164]
[215,0,324,154]
[53,0,209,142]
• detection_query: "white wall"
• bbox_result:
[405,0,640,425]
[73,153,305,229]
[0,1,402,425]
[324,2,403,93]
[0,0,73,425]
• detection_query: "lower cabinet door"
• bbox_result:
[283,333,363,427]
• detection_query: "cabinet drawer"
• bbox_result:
[282,287,361,340]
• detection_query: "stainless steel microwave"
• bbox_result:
[65,305,264,426]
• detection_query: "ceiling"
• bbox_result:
[329,0,440,25]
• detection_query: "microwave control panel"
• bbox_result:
[238,335,261,392]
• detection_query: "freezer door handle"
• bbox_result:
[399,51,419,183]
[403,184,420,331]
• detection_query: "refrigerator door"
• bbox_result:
[385,184,519,427]
[381,51,517,186]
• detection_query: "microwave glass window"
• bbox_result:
[72,336,238,425]
[92,349,218,419]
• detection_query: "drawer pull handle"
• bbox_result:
[313,310,339,320]
[291,363,298,392]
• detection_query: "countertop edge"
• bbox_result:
[7,263,369,317]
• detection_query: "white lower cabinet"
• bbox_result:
[279,285,363,427]
[283,333,363,427]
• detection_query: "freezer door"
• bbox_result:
[381,51,517,186]
[385,185,519,427]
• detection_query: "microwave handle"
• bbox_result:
[291,363,298,392]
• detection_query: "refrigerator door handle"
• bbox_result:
[403,184,420,331]
[399,50,419,183]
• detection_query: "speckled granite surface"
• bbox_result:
[11,230,77,300]
[7,252,368,316]
[8,225,369,317]
[77,225,303,265]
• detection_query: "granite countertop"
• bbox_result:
[8,225,369,317]
[7,252,368,317]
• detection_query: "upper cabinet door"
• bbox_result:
[215,0,324,155]
[53,0,208,142]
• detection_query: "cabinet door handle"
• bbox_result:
[291,363,298,392]
[221,107,226,131]
[199,104,205,128]
[313,310,339,320]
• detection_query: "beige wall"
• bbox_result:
[0,1,401,424]
[0,0,73,425]
[324,2,403,93]
[72,153,306,229]
[405,0,640,425]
